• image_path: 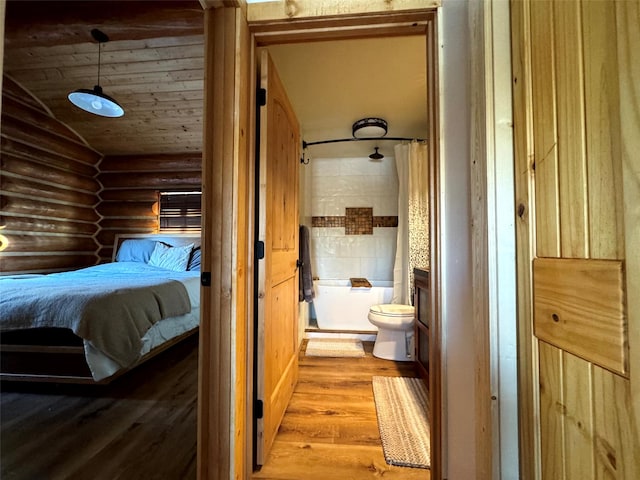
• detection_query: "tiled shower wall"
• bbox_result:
[300,156,398,281]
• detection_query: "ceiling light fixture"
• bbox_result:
[68,29,124,118]
[352,117,388,139]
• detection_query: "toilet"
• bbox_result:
[368,304,415,361]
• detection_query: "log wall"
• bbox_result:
[96,153,201,261]
[0,75,102,273]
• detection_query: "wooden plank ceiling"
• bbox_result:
[2,1,204,156]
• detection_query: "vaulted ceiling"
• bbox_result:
[3,1,204,156]
[3,1,427,160]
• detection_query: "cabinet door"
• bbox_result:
[414,271,430,383]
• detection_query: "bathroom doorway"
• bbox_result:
[250,11,442,478]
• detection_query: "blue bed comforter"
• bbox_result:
[0,262,198,368]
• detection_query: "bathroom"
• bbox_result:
[267,36,429,354]
[300,152,398,338]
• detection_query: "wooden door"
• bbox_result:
[512,1,640,478]
[255,49,300,466]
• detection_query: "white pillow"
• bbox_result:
[148,243,194,272]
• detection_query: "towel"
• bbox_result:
[299,225,315,302]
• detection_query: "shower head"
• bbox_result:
[369,147,384,160]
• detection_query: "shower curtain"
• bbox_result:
[392,141,429,305]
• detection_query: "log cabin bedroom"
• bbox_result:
[0,1,204,477]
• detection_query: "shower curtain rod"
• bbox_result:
[302,137,425,149]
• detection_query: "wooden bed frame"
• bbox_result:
[0,233,201,384]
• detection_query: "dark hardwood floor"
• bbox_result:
[1,334,198,480]
[2,337,429,480]
[253,340,430,480]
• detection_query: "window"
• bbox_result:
[159,191,202,232]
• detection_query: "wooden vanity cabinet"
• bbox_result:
[413,268,430,384]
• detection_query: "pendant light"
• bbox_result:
[68,29,124,118]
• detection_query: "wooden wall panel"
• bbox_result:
[582,1,623,260]
[96,152,201,262]
[616,1,640,478]
[562,352,594,479]
[533,258,626,376]
[553,0,588,258]
[510,0,539,477]
[538,341,564,479]
[0,75,101,274]
[513,1,640,478]
[530,0,559,258]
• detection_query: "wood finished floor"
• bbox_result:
[253,340,430,480]
[1,334,198,480]
[2,337,430,480]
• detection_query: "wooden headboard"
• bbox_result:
[111,233,202,262]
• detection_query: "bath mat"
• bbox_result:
[372,376,430,469]
[305,338,365,358]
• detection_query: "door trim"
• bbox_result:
[246,10,443,480]
[197,4,459,480]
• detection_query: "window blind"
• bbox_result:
[159,191,202,232]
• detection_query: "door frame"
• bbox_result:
[196,2,501,479]
[247,10,444,478]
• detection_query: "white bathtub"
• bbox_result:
[311,279,393,331]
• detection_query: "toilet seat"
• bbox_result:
[368,304,414,330]
[369,304,415,317]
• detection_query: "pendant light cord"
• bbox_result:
[97,42,101,86]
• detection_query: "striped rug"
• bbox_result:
[305,338,365,358]
[372,376,431,469]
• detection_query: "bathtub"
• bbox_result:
[311,279,393,331]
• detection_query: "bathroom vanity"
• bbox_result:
[413,268,430,385]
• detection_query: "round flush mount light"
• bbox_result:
[352,117,388,139]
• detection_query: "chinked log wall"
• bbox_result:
[97,153,201,262]
[0,75,102,274]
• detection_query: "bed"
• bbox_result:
[0,233,201,384]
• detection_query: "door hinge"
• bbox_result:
[201,272,211,287]
[257,88,267,107]
[256,241,265,260]
[255,399,264,419]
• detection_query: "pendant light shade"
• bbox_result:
[68,29,124,117]
[68,86,124,117]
